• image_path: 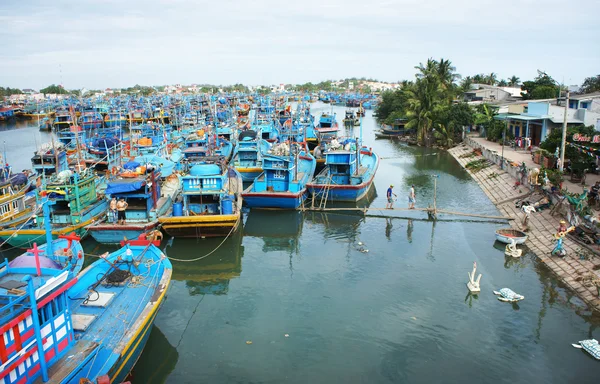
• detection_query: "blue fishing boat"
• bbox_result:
[0,169,108,248]
[307,139,379,202]
[52,113,74,131]
[104,111,128,128]
[242,143,316,209]
[375,118,413,138]
[129,124,169,157]
[159,161,243,238]
[79,111,104,130]
[231,130,271,182]
[82,136,122,173]
[30,143,69,176]
[0,216,172,383]
[87,171,180,244]
[216,121,237,143]
[181,132,233,163]
[253,117,280,143]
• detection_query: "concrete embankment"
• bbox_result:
[449,141,600,312]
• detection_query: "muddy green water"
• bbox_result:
[1,104,599,383]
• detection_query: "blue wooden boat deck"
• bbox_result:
[56,245,171,383]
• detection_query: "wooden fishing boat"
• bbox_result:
[30,143,69,176]
[343,110,359,128]
[231,130,271,182]
[52,113,74,131]
[0,238,172,383]
[159,161,243,238]
[104,111,128,128]
[79,111,104,130]
[0,170,108,248]
[242,143,316,209]
[0,177,35,230]
[495,228,528,244]
[307,140,379,202]
[87,172,180,244]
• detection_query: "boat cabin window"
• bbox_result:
[53,200,71,214]
[38,292,66,324]
[0,202,10,217]
[331,165,349,175]
[125,197,149,210]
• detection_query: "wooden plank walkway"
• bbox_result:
[449,143,600,312]
[299,206,513,221]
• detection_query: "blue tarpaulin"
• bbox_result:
[92,137,120,149]
[123,161,140,170]
[106,179,145,195]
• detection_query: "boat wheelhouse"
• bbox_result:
[159,161,242,238]
[242,143,316,209]
[307,140,379,202]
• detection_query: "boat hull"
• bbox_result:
[63,247,172,384]
[495,230,528,244]
[307,182,374,202]
[242,191,306,209]
[159,214,240,238]
[108,292,167,383]
[87,222,158,244]
[0,201,107,248]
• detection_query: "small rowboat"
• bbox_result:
[495,228,528,244]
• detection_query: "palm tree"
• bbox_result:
[436,58,460,88]
[487,73,498,86]
[404,78,443,146]
[460,76,473,93]
[472,74,485,84]
[498,79,508,86]
[508,76,520,86]
[415,58,438,79]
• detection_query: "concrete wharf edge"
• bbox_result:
[448,142,600,313]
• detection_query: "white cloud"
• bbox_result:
[0,0,598,88]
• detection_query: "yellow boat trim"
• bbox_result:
[237,167,263,173]
[111,272,172,381]
[159,214,238,224]
[162,222,236,229]
[0,215,97,236]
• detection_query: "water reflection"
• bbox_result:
[130,325,178,384]
[464,291,479,307]
[244,209,303,254]
[164,229,244,296]
[407,219,413,243]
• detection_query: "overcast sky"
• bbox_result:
[1,0,598,89]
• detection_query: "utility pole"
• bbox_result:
[559,90,570,172]
[501,118,507,169]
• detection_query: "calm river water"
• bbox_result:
[1,103,599,383]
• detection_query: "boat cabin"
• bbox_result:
[105,174,161,223]
[252,155,302,193]
[30,149,68,176]
[181,163,231,215]
[0,255,79,384]
[40,172,99,225]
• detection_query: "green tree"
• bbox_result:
[498,79,508,86]
[521,71,559,100]
[460,76,473,93]
[0,87,23,97]
[405,76,443,145]
[580,75,600,94]
[508,76,520,86]
[487,73,498,86]
[40,84,69,94]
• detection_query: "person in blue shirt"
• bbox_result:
[386,185,397,209]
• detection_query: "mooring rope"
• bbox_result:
[164,218,240,263]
